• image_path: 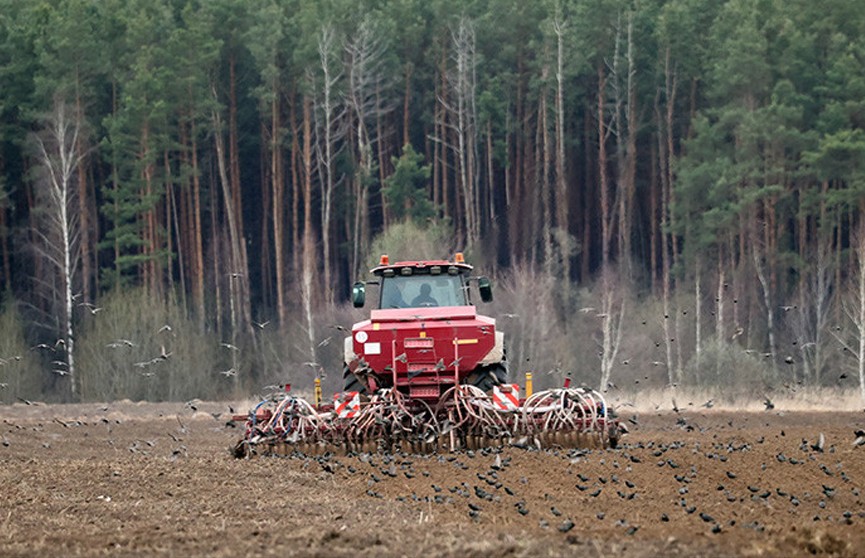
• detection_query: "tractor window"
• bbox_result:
[379,275,468,309]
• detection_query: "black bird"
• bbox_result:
[811,433,825,453]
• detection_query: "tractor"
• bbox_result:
[343,253,507,401]
[233,253,621,456]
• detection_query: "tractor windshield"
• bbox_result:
[379,274,467,309]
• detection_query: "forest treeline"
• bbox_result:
[0,0,864,404]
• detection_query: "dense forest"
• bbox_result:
[0,0,864,405]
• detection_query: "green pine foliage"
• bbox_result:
[383,144,433,222]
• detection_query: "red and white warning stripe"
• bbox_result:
[334,391,361,418]
[492,384,520,411]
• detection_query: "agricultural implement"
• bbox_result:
[233,254,622,457]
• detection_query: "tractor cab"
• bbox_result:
[351,253,492,310]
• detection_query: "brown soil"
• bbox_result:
[2,400,864,557]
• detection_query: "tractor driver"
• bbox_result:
[411,283,438,307]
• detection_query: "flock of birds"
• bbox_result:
[0,308,270,388]
[2,367,863,554]
[253,408,865,540]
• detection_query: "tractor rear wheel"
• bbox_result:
[342,364,368,395]
[466,363,508,393]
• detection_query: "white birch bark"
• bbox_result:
[34,99,86,398]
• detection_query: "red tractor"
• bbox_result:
[233,253,621,456]
[343,253,508,401]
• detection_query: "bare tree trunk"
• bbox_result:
[608,12,638,283]
[434,17,480,248]
[346,16,392,273]
[793,227,833,384]
[622,12,637,280]
[539,60,552,273]
[752,206,778,379]
[403,62,412,146]
[210,178,223,337]
[302,95,316,301]
[34,98,85,399]
[858,226,865,405]
[598,269,626,390]
[835,222,865,405]
[581,110,592,278]
[695,254,702,371]
[299,90,319,370]
[316,25,345,305]
[271,88,286,325]
[665,50,679,278]
[716,257,725,380]
[164,150,181,300]
[228,52,244,261]
[660,47,680,384]
[439,42,449,221]
[597,62,611,267]
[258,122,272,309]
[656,91,674,385]
[74,92,91,302]
[454,17,477,246]
[190,121,206,325]
[649,99,660,294]
[553,15,570,284]
[289,92,300,276]
[212,84,251,340]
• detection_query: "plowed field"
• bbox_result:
[2,400,864,557]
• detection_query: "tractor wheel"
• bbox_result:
[466,363,508,393]
[342,364,368,395]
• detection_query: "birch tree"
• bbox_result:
[314,24,347,303]
[597,269,626,391]
[32,98,87,398]
[835,223,865,405]
[346,16,392,278]
[438,16,480,247]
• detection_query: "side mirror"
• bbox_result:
[352,281,366,308]
[478,276,493,303]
